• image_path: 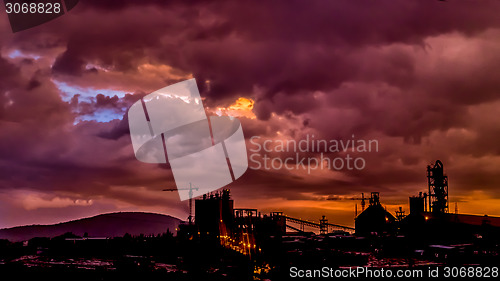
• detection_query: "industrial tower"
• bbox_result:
[427,160,449,214]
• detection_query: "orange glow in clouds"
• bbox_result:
[216,97,256,119]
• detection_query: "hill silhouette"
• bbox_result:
[0,212,182,242]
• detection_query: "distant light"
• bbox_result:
[425,216,429,220]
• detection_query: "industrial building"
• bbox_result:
[178,160,500,255]
[169,159,500,273]
[399,160,500,240]
[354,192,396,236]
[189,189,353,254]
[350,160,500,239]
[190,189,287,254]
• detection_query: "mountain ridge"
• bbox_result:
[0,212,183,242]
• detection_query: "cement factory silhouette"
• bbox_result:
[1,160,499,280]
[178,159,500,278]
[185,160,500,243]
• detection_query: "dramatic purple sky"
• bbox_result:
[1,0,500,229]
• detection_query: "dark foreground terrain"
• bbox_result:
[1,230,499,281]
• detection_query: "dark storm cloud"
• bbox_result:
[70,92,143,117]
[11,0,499,98]
[0,55,173,213]
[178,0,500,99]
[52,47,85,76]
[0,56,20,88]
[1,0,500,227]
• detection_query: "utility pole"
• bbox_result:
[163,183,199,224]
